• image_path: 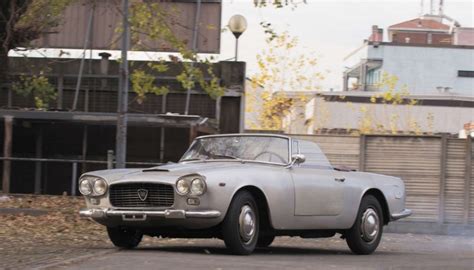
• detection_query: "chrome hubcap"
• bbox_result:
[239,205,256,243]
[360,208,379,242]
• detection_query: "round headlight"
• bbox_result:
[176,179,190,195]
[190,178,206,196]
[79,179,92,196]
[93,178,108,196]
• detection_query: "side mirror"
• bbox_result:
[287,154,305,168]
[292,154,306,164]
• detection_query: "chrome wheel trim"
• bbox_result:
[360,208,379,243]
[238,205,256,244]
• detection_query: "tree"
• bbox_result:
[253,0,307,8]
[0,0,74,83]
[246,26,324,130]
[129,0,310,106]
[127,1,224,104]
[1,1,305,110]
[1,1,224,109]
[352,73,422,135]
[12,73,56,109]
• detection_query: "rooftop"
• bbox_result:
[388,17,451,31]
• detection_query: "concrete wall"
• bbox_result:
[369,45,474,95]
[454,28,474,46]
[345,44,474,96]
[306,97,473,134]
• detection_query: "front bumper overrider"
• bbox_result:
[390,209,412,221]
[79,208,221,220]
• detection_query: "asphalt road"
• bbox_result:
[48,233,473,270]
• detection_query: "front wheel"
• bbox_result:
[257,234,275,248]
[107,227,143,249]
[345,195,383,255]
[222,191,259,255]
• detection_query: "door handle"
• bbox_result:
[334,177,346,182]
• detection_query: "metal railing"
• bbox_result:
[0,153,160,196]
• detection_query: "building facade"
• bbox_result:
[283,15,474,136]
[0,57,246,195]
[343,15,474,96]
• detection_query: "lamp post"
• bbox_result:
[116,0,130,168]
[228,15,247,61]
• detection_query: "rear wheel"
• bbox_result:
[222,191,259,255]
[345,195,383,255]
[107,227,143,249]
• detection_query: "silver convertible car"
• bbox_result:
[79,134,411,255]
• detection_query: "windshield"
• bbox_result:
[180,136,290,165]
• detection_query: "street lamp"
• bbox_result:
[228,15,247,61]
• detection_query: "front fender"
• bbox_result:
[203,165,294,230]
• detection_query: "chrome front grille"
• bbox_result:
[109,183,174,208]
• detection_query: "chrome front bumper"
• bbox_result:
[79,208,221,220]
[391,209,412,221]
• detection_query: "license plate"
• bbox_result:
[122,214,147,221]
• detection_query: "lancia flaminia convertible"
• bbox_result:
[79,134,411,255]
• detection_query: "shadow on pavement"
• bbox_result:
[131,245,367,256]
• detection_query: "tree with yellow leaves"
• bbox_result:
[246,25,324,130]
[355,72,423,135]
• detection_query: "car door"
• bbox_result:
[290,140,346,216]
[291,166,346,216]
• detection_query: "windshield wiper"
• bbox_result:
[180,158,206,162]
[212,154,240,160]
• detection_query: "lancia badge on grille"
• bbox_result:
[137,189,149,201]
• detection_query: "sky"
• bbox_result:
[219,0,474,90]
[10,0,473,91]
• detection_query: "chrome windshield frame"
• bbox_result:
[180,134,292,167]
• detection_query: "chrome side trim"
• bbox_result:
[79,209,221,219]
[391,209,412,220]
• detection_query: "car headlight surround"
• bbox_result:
[176,175,206,196]
[176,179,191,195]
[79,176,107,196]
[79,178,92,196]
[92,178,108,196]
[190,178,206,196]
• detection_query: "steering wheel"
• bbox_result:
[254,151,287,163]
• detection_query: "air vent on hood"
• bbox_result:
[142,168,170,172]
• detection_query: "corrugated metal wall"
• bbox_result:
[293,135,360,170]
[444,139,466,223]
[289,134,474,225]
[364,136,441,222]
[469,140,474,224]
[33,0,221,53]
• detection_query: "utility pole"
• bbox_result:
[115,0,129,168]
[184,0,202,115]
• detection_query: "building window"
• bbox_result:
[367,68,381,85]
[458,70,474,78]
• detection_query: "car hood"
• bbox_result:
[87,161,269,185]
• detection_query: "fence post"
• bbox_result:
[159,94,167,163]
[34,127,43,194]
[7,87,12,108]
[57,72,64,110]
[71,162,78,196]
[189,125,197,146]
[358,134,366,171]
[2,116,13,193]
[107,150,115,169]
[438,135,447,224]
[464,136,472,224]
